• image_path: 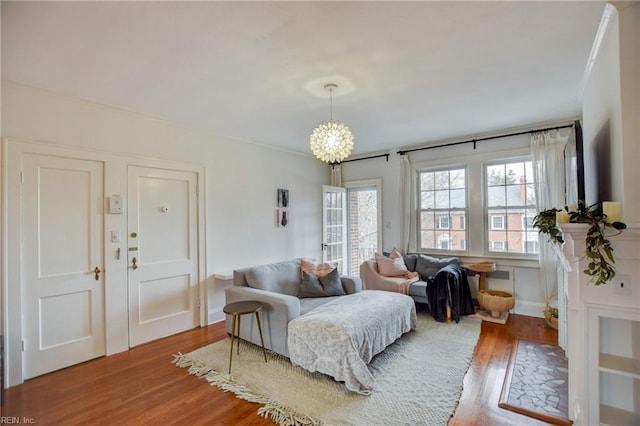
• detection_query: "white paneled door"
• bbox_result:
[127,166,199,347]
[22,154,106,379]
[322,185,347,272]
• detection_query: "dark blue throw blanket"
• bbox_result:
[426,264,475,322]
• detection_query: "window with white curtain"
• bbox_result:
[485,158,538,256]
[417,167,467,253]
[414,154,540,258]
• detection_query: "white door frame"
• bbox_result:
[2,138,207,387]
[343,179,383,276]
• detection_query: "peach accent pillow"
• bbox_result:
[374,251,409,277]
[389,248,403,259]
[301,259,338,278]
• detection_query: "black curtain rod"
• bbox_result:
[333,153,389,167]
[396,123,574,155]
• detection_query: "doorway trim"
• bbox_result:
[343,179,383,276]
[2,138,207,387]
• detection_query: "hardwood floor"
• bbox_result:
[2,312,558,425]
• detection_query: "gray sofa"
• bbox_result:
[225,258,362,358]
[360,253,463,304]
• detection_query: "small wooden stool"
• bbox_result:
[223,300,268,374]
[468,261,496,291]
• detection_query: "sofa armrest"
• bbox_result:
[359,260,413,295]
[341,276,362,294]
[225,286,301,322]
[224,286,301,357]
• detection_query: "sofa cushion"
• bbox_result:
[415,255,460,280]
[402,253,420,271]
[408,280,427,298]
[299,269,346,298]
[245,259,301,296]
[301,258,338,278]
[375,251,409,277]
[299,296,342,315]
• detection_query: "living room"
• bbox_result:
[1,1,639,425]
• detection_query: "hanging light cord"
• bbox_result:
[329,86,333,122]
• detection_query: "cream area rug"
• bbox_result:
[173,311,481,426]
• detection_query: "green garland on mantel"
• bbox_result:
[533,200,627,286]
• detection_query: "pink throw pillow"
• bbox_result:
[301,258,338,278]
[375,251,409,277]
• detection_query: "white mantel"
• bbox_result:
[559,223,640,425]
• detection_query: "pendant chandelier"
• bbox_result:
[310,83,354,164]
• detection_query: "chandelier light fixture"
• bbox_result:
[310,83,354,164]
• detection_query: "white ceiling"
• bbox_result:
[2,1,607,157]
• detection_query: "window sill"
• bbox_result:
[459,255,539,269]
[415,250,540,269]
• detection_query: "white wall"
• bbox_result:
[582,3,640,222]
[617,2,639,223]
[1,81,330,330]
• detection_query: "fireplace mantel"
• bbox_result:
[558,223,640,425]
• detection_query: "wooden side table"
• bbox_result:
[223,300,268,374]
[468,261,496,291]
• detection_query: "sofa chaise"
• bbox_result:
[360,251,476,322]
[225,258,416,393]
[226,258,363,358]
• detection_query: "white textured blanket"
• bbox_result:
[287,290,417,394]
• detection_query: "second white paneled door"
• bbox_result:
[127,166,199,347]
[322,185,347,272]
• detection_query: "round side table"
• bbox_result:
[223,300,268,374]
[468,261,496,291]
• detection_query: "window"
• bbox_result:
[438,236,452,249]
[522,215,535,230]
[491,241,506,251]
[418,167,467,252]
[490,215,505,230]
[485,159,538,255]
[437,215,450,229]
[524,240,539,253]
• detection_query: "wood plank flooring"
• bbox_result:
[2,311,558,425]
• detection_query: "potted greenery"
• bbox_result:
[533,200,627,286]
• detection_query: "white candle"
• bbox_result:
[603,201,621,223]
[556,210,570,223]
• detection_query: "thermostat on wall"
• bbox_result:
[109,195,123,214]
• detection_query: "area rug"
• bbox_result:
[173,312,481,426]
[499,339,571,426]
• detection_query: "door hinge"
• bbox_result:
[196,183,199,196]
[197,298,201,308]
[20,171,23,184]
[22,340,25,352]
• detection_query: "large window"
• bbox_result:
[418,167,467,252]
[485,159,538,255]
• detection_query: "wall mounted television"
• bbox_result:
[564,119,585,204]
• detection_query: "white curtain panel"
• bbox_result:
[531,130,568,300]
[399,154,412,253]
[330,164,342,187]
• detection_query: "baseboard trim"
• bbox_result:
[514,301,545,318]
[208,307,225,325]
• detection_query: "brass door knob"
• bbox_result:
[94,267,101,280]
[131,257,138,270]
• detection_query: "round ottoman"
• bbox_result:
[478,290,515,318]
